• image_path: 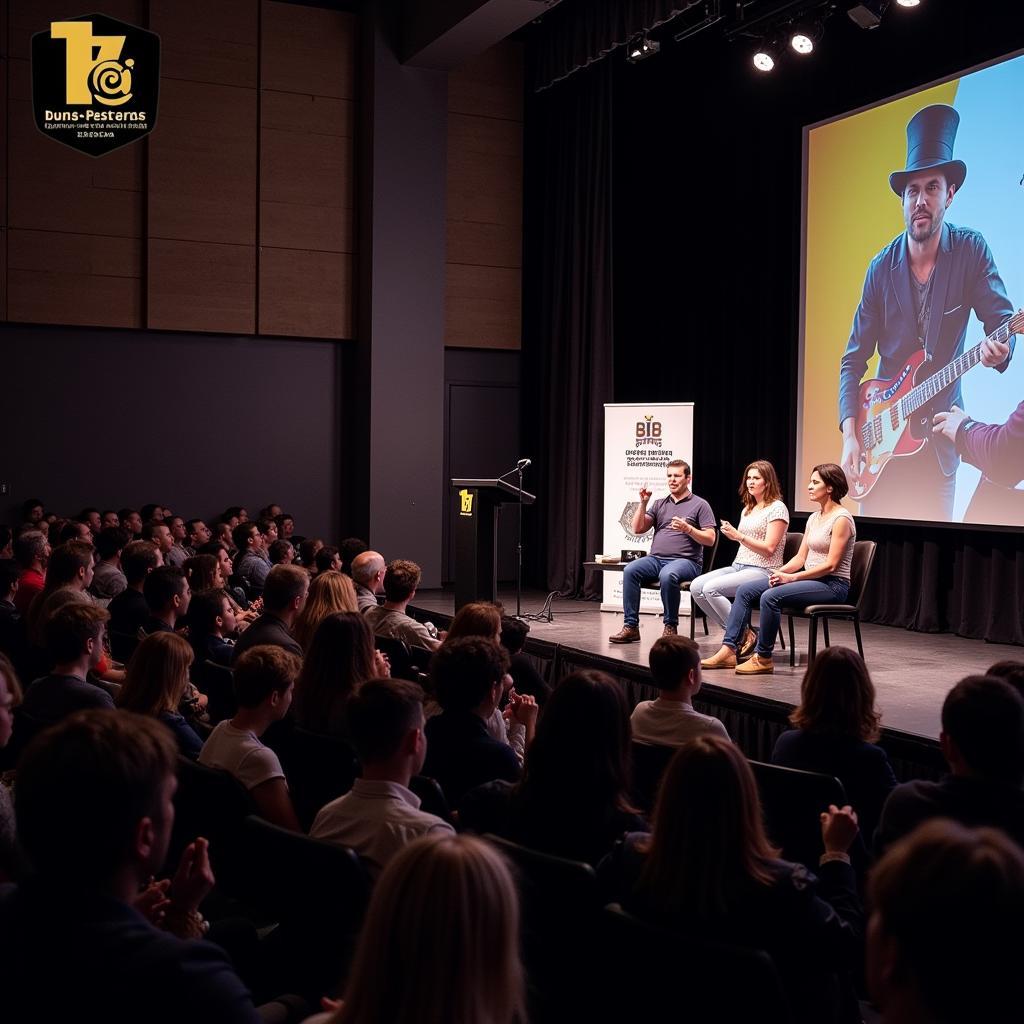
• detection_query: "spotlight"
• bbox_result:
[626,32,660,63]
[895,0,920,6]
[752,42,778,72]
[847,1,889,30]
[790,29,814,54]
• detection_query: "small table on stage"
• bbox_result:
[452,478,535,611]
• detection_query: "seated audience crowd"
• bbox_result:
[1,495,1023,1022]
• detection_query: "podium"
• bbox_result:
[451,478,535,611]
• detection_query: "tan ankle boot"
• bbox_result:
[735,654,774,675]
[701,647,737,669]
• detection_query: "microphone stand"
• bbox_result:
[497,459,530,621]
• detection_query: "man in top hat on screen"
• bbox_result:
[837,103,1016,521]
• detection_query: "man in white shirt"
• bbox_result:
[311,679,453,875]
[631,635,729,747]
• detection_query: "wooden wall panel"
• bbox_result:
[259,248,350,339]
[445,41,523,350]
[260,2,355,98]
[148,239,255,334]
[150,0,258,88]
[8,0,144,58]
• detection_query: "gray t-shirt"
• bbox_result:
[647,492,715,563]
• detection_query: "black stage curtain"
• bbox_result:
[521,58,615,598]
[523,0,1024,643]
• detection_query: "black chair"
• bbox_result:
[630,740,676,813]
[229,815,371,1000]
[749,759,847,870]
[409,773,452,824]
[277,725,360,830]
[485,834,602,1021]
[373,635,421,682]
[169,756,255,882]
[600,903,793,1024]
[108,628,139,664]
[192,659,236,723]
[780,539,877,666]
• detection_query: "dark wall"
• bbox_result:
[0,325,342,537]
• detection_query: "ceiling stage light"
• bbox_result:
[626,32,660,63]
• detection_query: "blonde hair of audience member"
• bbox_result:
[293,570,359,651]
[117,632,194,717]
[789,646,881,742]
[639,735,779,918]
[445,601,502,644]
[331,833,525,1024]
[294,611,385,733]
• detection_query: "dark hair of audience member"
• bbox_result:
[294,612,378,731]
[298,537,323,569]
[869,819,1024,1024]
[346,679,424,764]
[648,634,701,690]
[1,558,21,598]
[94,526,131,562]
[331,833,525,1024]
[431,636,509,712]
[500,616,530,655]
[339,537,368,576]
[117,507,137,524]
[121,540,161,585]
[231,522,257,554]
[268,539,294,565]
[517,669,637,821]
[143,566,187,612]
[15,709,177,881]
[446,601,502,643]
[986,660,1024,701]
[274,513,294,534]
[941,674,1024,785]
[20,498,44,522]
[637,735,779,918]
[118,632,194,717]
[187,588,230,640]
[57,520,92,544]
[183,553,219,592]
[293,570,359,652]
[233,645,301,709]
[140,503,163,523]
[37,541,93,605]
[43,603,109,663]
[383,559,421,603]
[789,646,881,742]
[314,545,340,575]
[262,564,308,614]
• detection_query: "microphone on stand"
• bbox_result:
[517,458,532,469]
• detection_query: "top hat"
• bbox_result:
[888,104,967,196]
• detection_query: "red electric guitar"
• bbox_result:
[851,309,1024,499]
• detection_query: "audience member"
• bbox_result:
[274,513,295,541]
[365,559,442,651]
[632,635,730,747]
[20,498,44,526]
[874,674,1024,856]
[268,539,294,566]
[499,616,551,705]
[119,507,144,538]
[773,647,897,843]
[142,566,191,636]
[164,516,189,568]
[233,522,271,594]
[462,670,642,865]
[292,570,359,652]
[0,653,22,879]
[0,560,24,666]
[140,503,165,523]
[188,548,256,626]
[295,612,387,736]
[422,637,521,808]
[231,565,308,661]
[350,550,386,613]
[12,530,49,615]
[118,632,203,758]
[1,709,263,1021]
[298,537,323,572]
[76,507,102,536]
[987,658,1024,700]
[186,518,212,553]
[187,588,237,667]
[598,736,862,1024]
[338,537,367,577]
[867,820,1024,1024]
[0,525,11,560]
[142,521,175,564]
[26,539,95,645]
[311,833,524,1024]
[57,519,93,544]
[310,680,454,875]
[199,645,302,831]
[314,545,342,575]
[256,517,278,551]
[89,526,131,604]
[101,510,120,529]
[108,541,162,637]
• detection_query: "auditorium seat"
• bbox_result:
[275,724,360,831]
[192,659,236,723]
[600,903,793,1023]
[780,540,877,666]
[630,740,676,812]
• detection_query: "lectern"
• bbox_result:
[451,478,535,611]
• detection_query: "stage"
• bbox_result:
[411,587,1023,780]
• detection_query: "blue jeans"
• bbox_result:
[689,564,771,630]
[724,575,850,656]
[622,554,701,627]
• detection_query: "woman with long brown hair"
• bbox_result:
[689,459,789,657]
[598,735,862,1024]
[772,646,896,841]
[292,570,359,652]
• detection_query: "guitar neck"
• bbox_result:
[902,316,1018,418]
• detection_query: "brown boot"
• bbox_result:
[735,654,774,675]
[662,624,678,637]
[609,625,641,644]
[700,647,737,669]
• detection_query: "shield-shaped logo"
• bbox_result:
[31,13,160,157]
